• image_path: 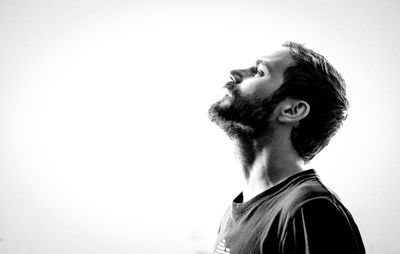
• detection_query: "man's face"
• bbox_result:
[209,48,294,139]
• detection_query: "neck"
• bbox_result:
[234,134,307,203]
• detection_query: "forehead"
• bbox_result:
[258,47,294,73]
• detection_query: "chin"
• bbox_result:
[209,95,233,121]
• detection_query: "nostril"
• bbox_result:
[230,71,242,84]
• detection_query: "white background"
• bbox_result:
[1,0,399,253]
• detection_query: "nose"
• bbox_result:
[230,67,254,84]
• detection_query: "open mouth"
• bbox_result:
[222,74,239,98]
[223,81,236,98]
[225,87,233,97]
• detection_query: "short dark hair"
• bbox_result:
[272,41,349,161]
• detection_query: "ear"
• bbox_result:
[277,99,310,126]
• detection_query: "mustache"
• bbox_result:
[223,81,236,89]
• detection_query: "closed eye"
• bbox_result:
[254,60,269,77]
[255,65,268,77]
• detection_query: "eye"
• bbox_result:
[257,69,265,76]
[252,62,269,77]
[255,64,268,77]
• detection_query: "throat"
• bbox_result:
[232,130,307,203]
[242,177,273,203]
[238,147,307,203]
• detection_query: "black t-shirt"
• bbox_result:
[212,169,365,254]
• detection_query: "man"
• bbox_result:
[208,41,365,254]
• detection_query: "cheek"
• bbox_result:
[239,77,282,100]
[239,79,264,97]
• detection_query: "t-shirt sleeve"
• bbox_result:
[280,198,365,254]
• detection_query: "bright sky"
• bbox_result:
[1,0,399,253]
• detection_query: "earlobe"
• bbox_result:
[278,100,310,124]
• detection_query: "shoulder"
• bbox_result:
[279,198,365,254]
[279,175,341,216]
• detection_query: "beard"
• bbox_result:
[208,84,280,141]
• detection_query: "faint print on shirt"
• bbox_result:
[215,239,231,254]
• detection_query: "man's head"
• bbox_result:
[209,41,349,162]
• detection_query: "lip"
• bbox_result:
[225,87,233,97]
[223,81,236,97]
